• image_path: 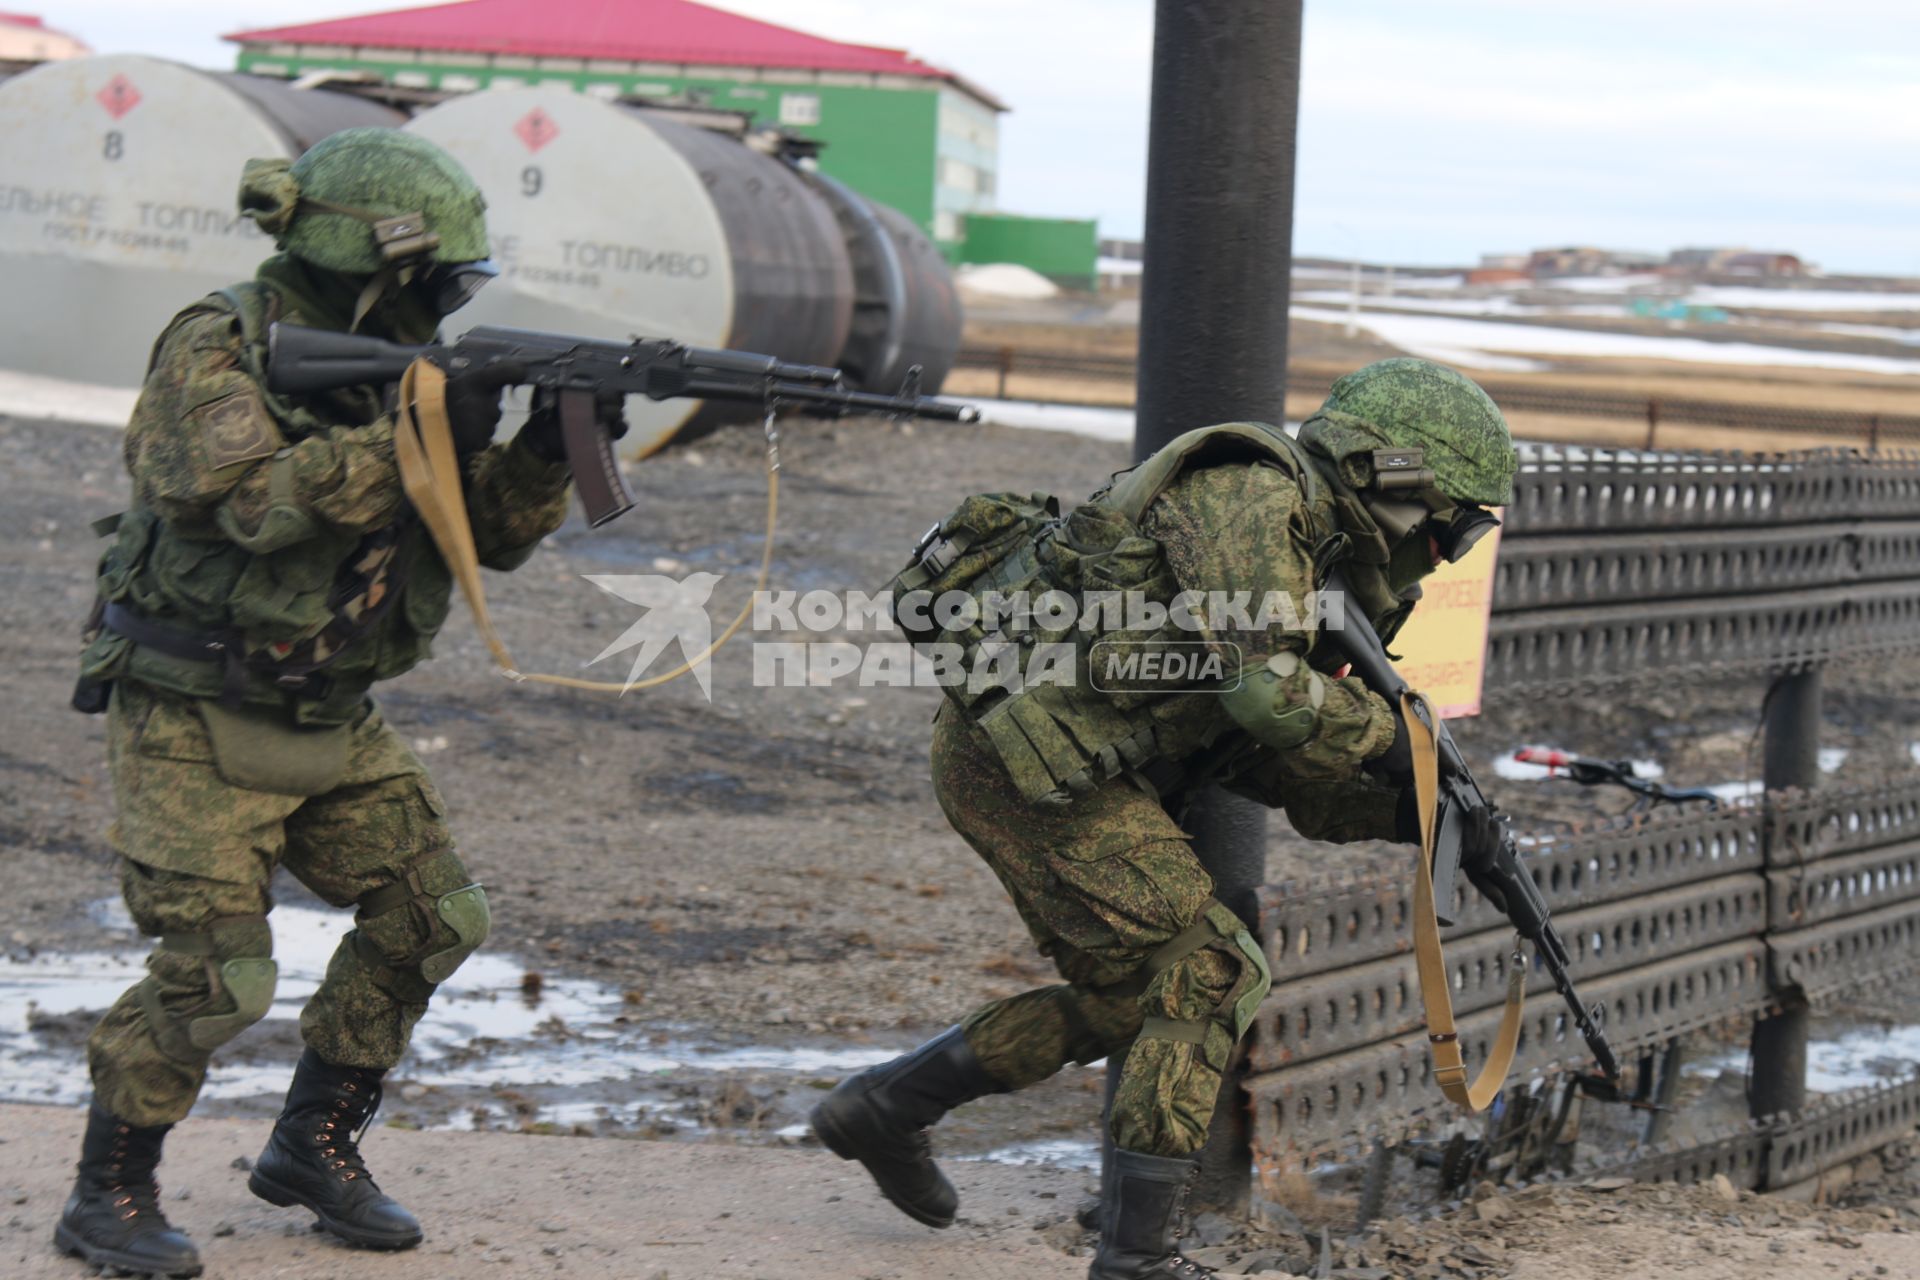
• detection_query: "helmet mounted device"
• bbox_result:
[1361,445,1501,564]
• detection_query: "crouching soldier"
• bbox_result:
[813,360,1516,1278]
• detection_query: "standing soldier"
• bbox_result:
[59,130,615,1277]
[813,360,1516,1279]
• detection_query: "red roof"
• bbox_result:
[227,0,1004,108]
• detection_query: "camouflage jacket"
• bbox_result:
[79,258,573,724]
[1141,460,1406,843]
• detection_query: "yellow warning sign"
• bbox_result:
[1390,521,1502,719]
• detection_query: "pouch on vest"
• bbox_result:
[886,492,1061,645]
[198,698,352,795]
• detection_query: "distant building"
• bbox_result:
[225,0,1095,277]
[1526,246,1658,278]
[1722,251,1805,278]
[0,11,89,61]
[1668,247,1805,277]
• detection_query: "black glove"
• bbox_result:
[518,387,630,464]
[1369,705,1414,784]
[441,361,526,455]
[1461,803,1510,869]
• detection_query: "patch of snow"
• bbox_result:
[1690,1026,1920,1092]
[0,370,138,427]
[957,263,1060,299]
[1820,747,1849,773]
[1538,274,1668,293]
[1290,306,1920,378]
[947,397,1136,443]
[1686,286,1920,313]
[1813,320,1920,345]
[1293,290,1625,320]
[959,1139,1102,1172]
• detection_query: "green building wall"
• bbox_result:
[235,50,943,235]
[958,213,1098,289]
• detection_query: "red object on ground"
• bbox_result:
[225,0,1003,106]
[1514,747,1573,770]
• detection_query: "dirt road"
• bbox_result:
[5,1104,1918,1280]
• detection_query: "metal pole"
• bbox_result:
[1124,0,1304,1217]
[1750,665,1821,1122]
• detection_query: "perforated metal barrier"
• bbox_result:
[1248,450,1920,1192]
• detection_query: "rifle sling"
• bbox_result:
[392,357,775,693]
[1402,689,1527,1113]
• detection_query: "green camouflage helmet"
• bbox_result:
[1310,358,1518,505]
[241,129,489,274]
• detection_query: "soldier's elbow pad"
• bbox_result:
[1220,651,1327,753]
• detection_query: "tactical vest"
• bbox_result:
[78,283,455,724]
[888,422,1343,806]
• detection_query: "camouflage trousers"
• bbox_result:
[89,681,478,1127]
[931,708,1267,1159]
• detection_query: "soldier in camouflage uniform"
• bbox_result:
[57,130,614,1277]
[813,360,1517,1280]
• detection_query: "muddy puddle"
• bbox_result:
[0,899,1101,1169]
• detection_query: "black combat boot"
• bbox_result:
[1087,1148,1215,1280]
[809,1026,1007,1228]
[248,1049,423,1250]
[54,1100,204,1278]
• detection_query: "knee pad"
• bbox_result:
[1137,899,1271,1049]
[422,883,490,982]
[141,914,278,1059]
[351,849,489,1001]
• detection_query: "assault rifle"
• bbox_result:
[1321,566,1622,1085]
[1513,748,1721,811]
[267,323,981,528]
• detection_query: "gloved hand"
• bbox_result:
[518,387,630,464]
[1368,704,1414,784]
[1461,803,1510,869]
[441,361,526,455]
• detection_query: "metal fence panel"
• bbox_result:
[1260,805,1766,985]
[1251,874,1765,1072]
[1249,941,1769,1159]
[1765,841,1920,930]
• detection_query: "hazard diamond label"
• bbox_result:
[514,107,559,153]
[97,74,142,121]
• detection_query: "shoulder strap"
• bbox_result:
[1109,421,1341,581]
[1109,421,1325,522]
[214,283,277,383]
[1403,689,1525,1112]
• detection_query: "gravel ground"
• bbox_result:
[4,405,1919,1275]
[6,1103,1920,1280]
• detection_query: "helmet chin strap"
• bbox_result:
[349,261,420,334]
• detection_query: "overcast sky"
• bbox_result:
[42,0,1920,274]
